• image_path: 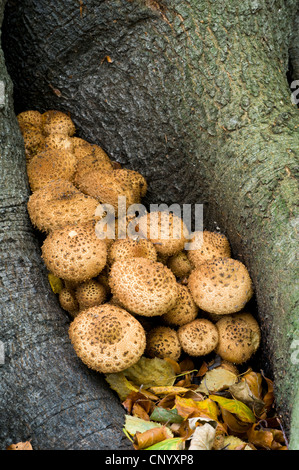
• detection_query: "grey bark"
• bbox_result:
[1,0,299,449]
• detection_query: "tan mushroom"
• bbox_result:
[215,313,261,364]
[59,287,79,317]
[109,257,179,317]
[146,326,181,361]
[187,230,231,268]
[162,284,198,327]
[188,258,253,315]
[167,251,192,278]
[42,110,76,136]
[76,279,107,310]
[17,110,43,132]
[108,237,157,265]
[177,318,219,357]
[68,304,146,373]
[41,221,107,283]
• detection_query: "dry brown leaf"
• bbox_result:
[133,426,171,450]
[6,441,33,450]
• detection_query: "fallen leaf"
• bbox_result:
[229,379,265,416]
[123,357,176,388]
[145,437,185,450]
[197,368,238,394]
[134,426,172,449]
[149,386,190,396]
[175,396,219,422]
[124,414,173,438]
[48,273,63,294]
[188,423,216,450]
[150,407,184,424]
[6,441,33,450]
[210,395,256,424]
[221,408,252,434]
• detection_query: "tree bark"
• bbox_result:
[1,0,299,449]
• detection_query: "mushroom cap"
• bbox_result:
[114,168,148,198]
[59,287,79,316]
[187,230,231,268]
[27,181,100,232]
[73,142,111,163]
[43,134,74,153]
[68,304,146,373]
[178,318,219,357]
[188,258,253,315]
[73,153,113,184]
[146,326,181,361]
[42,110,76,136]
[109,257,179,317]
[108,237,157,265]
[76,169,139,211]
[26,149,77,192]
[162,284,198,327]
[41,221,107,282]
[137,211,189,256]
[17,110,43,132]
[215,313,261,364]
[22,128,45,162]
[167,251,192,278]
[76,279,107,310]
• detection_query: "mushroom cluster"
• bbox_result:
[21,109,261,375]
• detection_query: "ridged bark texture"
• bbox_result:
[1,0,299,449]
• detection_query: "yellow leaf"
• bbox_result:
[210,395,256,423]
[149,386,190,396]
[175,396,219,421]
[48,273,63,294]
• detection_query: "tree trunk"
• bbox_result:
[1,0,299,449]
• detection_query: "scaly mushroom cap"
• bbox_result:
[76,169,139,211]
[42,110,76,136]
[215,313,261,364]
[74,154,113,184]
[178,318,219,357]
[59,287,79,316]
[43,134,74,153]
[76,279,107,310]
[28,184,101,233]
[114,168,148,198]
[146,326,181,361]
[188,258,253,315]
[27,149,77,192]
[73,141,111,163]
[22,128,45,162]
[167,251,192,278]
[41,221,107,282]
[109,257,179,317]
[108,238,157,265]
[187,230,231,268]
[137,211,189,256]
[68,304,146,373]
[162,284,198,327]
[17,110,43,132]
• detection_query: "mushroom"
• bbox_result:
[68,304,146,373]
[114,168,148,199]
[27,181,100,233]
[187,230,231,269]
[167,251,192,278]
[75,279,107,311]
[109,257,179,317]
[107,237,157,265]
[137,211,189,257]
[43,134,74,153]
[177,318,219,357]
[17,110,43,132]
[215,313,261,364]
[188,258,253,315]
[59,287,79,317]
[162,284,198,327]
[26,149,77,192]
[73,153,114,185]
[145,326,182,361]
[21,128,45,162]
[42,110,76,136]
[41,221,107,283]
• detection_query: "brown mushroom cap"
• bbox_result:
[178,318,219,357]
[59,287,79,316]
[43,134,74,153]
[73,154,114,184]
[41,221,107,283]
[22,128,45,162]
[68,304,146,373]
[162,284,198,327]
[167,251,192,278]
[187,230,231,268]
[108,237,157,265]
[26,149,77,192]
[109,257,179,317]
[114,168,148,199]
[27,181,100,232]
[17,110,43,132]
[146,326,181,361]
[76,279,107,310]
[137,211,189,256]
[215,313,261,364]
[76,169,139,211]
[188,258,253,315]
[42,110,76,136]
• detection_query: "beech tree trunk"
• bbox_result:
[1,0,299,449]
